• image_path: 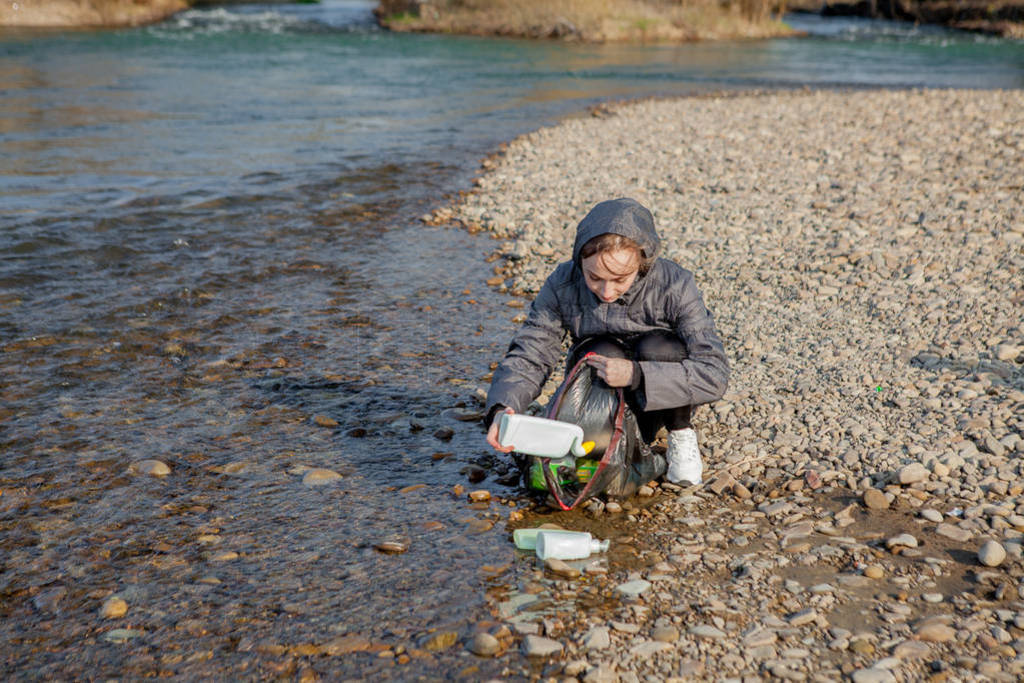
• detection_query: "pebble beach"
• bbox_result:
[444,89,1024,680]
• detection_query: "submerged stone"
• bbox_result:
[100,596,128,619]
[468,632,500,657]
[133,459,170,477]
[302,468,342,486]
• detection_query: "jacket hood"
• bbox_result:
[571,198,661,265]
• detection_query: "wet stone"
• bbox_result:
[100,596,128,619]
[32,587,67,614]
[545,558,581,579]
[433,427,455,440]
[313,415,338,428]
[421,631,459,651]
[374,540,408,554]
[467,489,491,502]
[445,407,484,421]
[133,459,170,477]
[302,468,342,486]
[104,628,145,643]
[468,632,499,657]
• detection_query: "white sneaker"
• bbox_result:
[666,428,702,485]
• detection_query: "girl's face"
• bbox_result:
[581,247,640,303]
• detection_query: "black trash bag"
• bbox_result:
[527,353,665,510]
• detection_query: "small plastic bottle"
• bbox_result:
[535,530,609,560]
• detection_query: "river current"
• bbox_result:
[1,1,1021,677]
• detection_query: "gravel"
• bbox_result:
[449,89,1024,680]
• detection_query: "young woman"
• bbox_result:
[484,198,730,485]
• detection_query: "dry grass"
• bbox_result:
[379,0,794,41]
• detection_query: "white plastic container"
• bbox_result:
[535,530,610,560]
[498,413,592,459]
[512,528,543,550]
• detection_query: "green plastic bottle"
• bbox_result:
[575,459,599,483]
[529,458,600,490]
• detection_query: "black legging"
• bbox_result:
[567,331,692,443]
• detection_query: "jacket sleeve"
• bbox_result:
[486,276,566,416]
[636,274,730,411]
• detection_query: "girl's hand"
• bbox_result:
[585,354,634,388]
[486,407,515,453]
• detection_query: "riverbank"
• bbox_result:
[441,88,1024,679]
[0,0,187,27]
[817,0,1024,39]
[375,0,796,41]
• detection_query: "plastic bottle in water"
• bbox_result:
[535,530,609,560]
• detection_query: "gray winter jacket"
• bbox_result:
[486,198,730,419]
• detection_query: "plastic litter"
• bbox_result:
[525,355,664,510]
[535,530,609,560]
[498,413,595,459]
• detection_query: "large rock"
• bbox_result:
[978,540,1006,567]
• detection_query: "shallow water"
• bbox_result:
[1,1,1022,676]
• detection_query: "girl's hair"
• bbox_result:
[579,233,653,275]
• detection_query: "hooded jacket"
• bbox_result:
[486,198,730,420]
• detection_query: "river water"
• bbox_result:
[1,1,1021,677]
